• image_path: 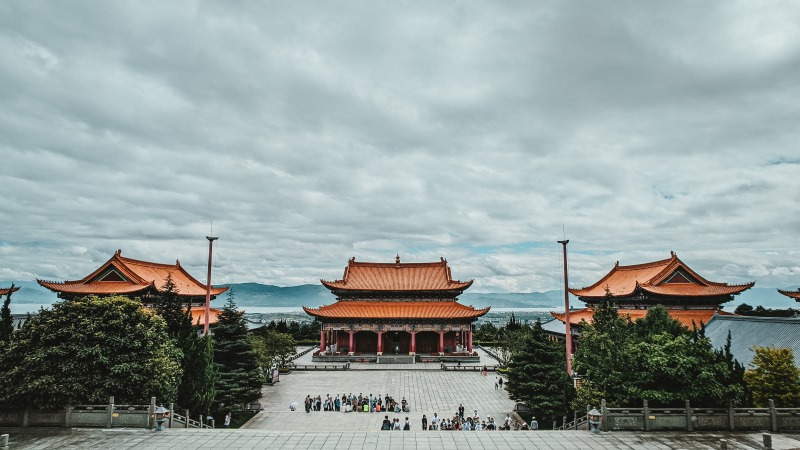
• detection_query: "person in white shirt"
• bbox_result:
[431,413,440,430]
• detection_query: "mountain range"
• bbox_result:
[2,280,798,310]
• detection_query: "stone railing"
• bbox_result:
[600,399,800,432]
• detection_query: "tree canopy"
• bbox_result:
[0,295,181,408]
[212,290,263,410]
[506,322,575,428]
[572,301,745,408]
[153,275,217,414]
[744,347,800,407]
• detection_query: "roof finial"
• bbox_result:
[671,250,676,257]
[396,254,400,264]
[615,260,619,267]
[176,259,181,266]
[115,249,121,256]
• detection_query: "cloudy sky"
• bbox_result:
[1,1,799,296]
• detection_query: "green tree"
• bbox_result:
[0,284,15,344]
[250,329,297,381]
[572,294,631,405]
[507,322,575,428]
[152,275,217,414]
[633,305,688,339]
[0,295,181,408]
[744,347,800,407]
[180,334,217,415]
[475,322,498,342]
[212,290,263,410]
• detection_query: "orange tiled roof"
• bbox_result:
[0,286,20,296]
[778,289,800,300]
[550,307,735,329]
[569,252,753,299]
[187,306,223,326]
[304,301,489,320]
[38,249,227,298]
[321,257,473,292]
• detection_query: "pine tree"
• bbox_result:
[152,274,217,414]
[0,284,15,344]
[179,333,217,416]
[507,322,575,428]
[212,290,263,411]
[572,292,631,405]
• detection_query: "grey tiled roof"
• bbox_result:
[540,318,567,335]
[703,315,800,368]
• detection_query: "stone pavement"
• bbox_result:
[244,346,511,431]
[3,428,800,449]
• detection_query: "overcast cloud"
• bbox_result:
[1,1,799,295]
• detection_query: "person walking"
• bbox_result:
[494,376,499,390]
[223,412,231,428]
[422,414,428,430]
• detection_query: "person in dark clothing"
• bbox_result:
[422,414,428,430]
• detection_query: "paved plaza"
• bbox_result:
[243,347,515,431]
[2,349,800,448]
[3,428,800,449]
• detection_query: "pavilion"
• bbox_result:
[0,286,20,297]
[546,252,754,342]
[304,256,489,361]
[37,249,227,324]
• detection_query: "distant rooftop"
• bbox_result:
[703,314,800,368]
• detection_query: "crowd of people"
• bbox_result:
[299,393,411,413]
[417,406,530,432]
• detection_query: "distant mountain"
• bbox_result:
[223,284,565,308]
[0,280,59,304]
[1,280,796,310]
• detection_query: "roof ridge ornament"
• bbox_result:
[396,254,400,266]
[671,250,676,257]
[115,249,122,257]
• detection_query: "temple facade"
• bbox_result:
[547,252,754,341]
[38,249,227,306]
[304,257,488,360]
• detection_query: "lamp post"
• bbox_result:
[557,239,573,375]
[204,236,218,336]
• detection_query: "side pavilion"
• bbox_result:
[37,249,228,324]
[304,256,489,361]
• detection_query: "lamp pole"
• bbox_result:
[557,239,572,375]
[204,236,218,336]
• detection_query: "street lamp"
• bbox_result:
[153,405,169,431]
[557,239,573,375]
[588,408,602,434]
[204,236,218,336]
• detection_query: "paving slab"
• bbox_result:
[2,428,799,449]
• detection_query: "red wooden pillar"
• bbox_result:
[438,331,444,354]
[348,331,355,355]
[320,328,326,354]
[377,332,383,355]
[467,328,473,353]
[410,332,416,355]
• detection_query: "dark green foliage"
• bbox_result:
[250,329,297,381]
[212,290,263,410]
[572,294,631,406]
[264,319,321,342]
[474,322,498,342]
[179,334,217,415]
[744,347,800,407]
[0,284,14,344]
[154,274,193,337]
[505,312,522,332]
[506,322,575,428]
[734,303,799,317]
[153,275,217,414]
[572,295,747,408]
[0,295,181,408]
